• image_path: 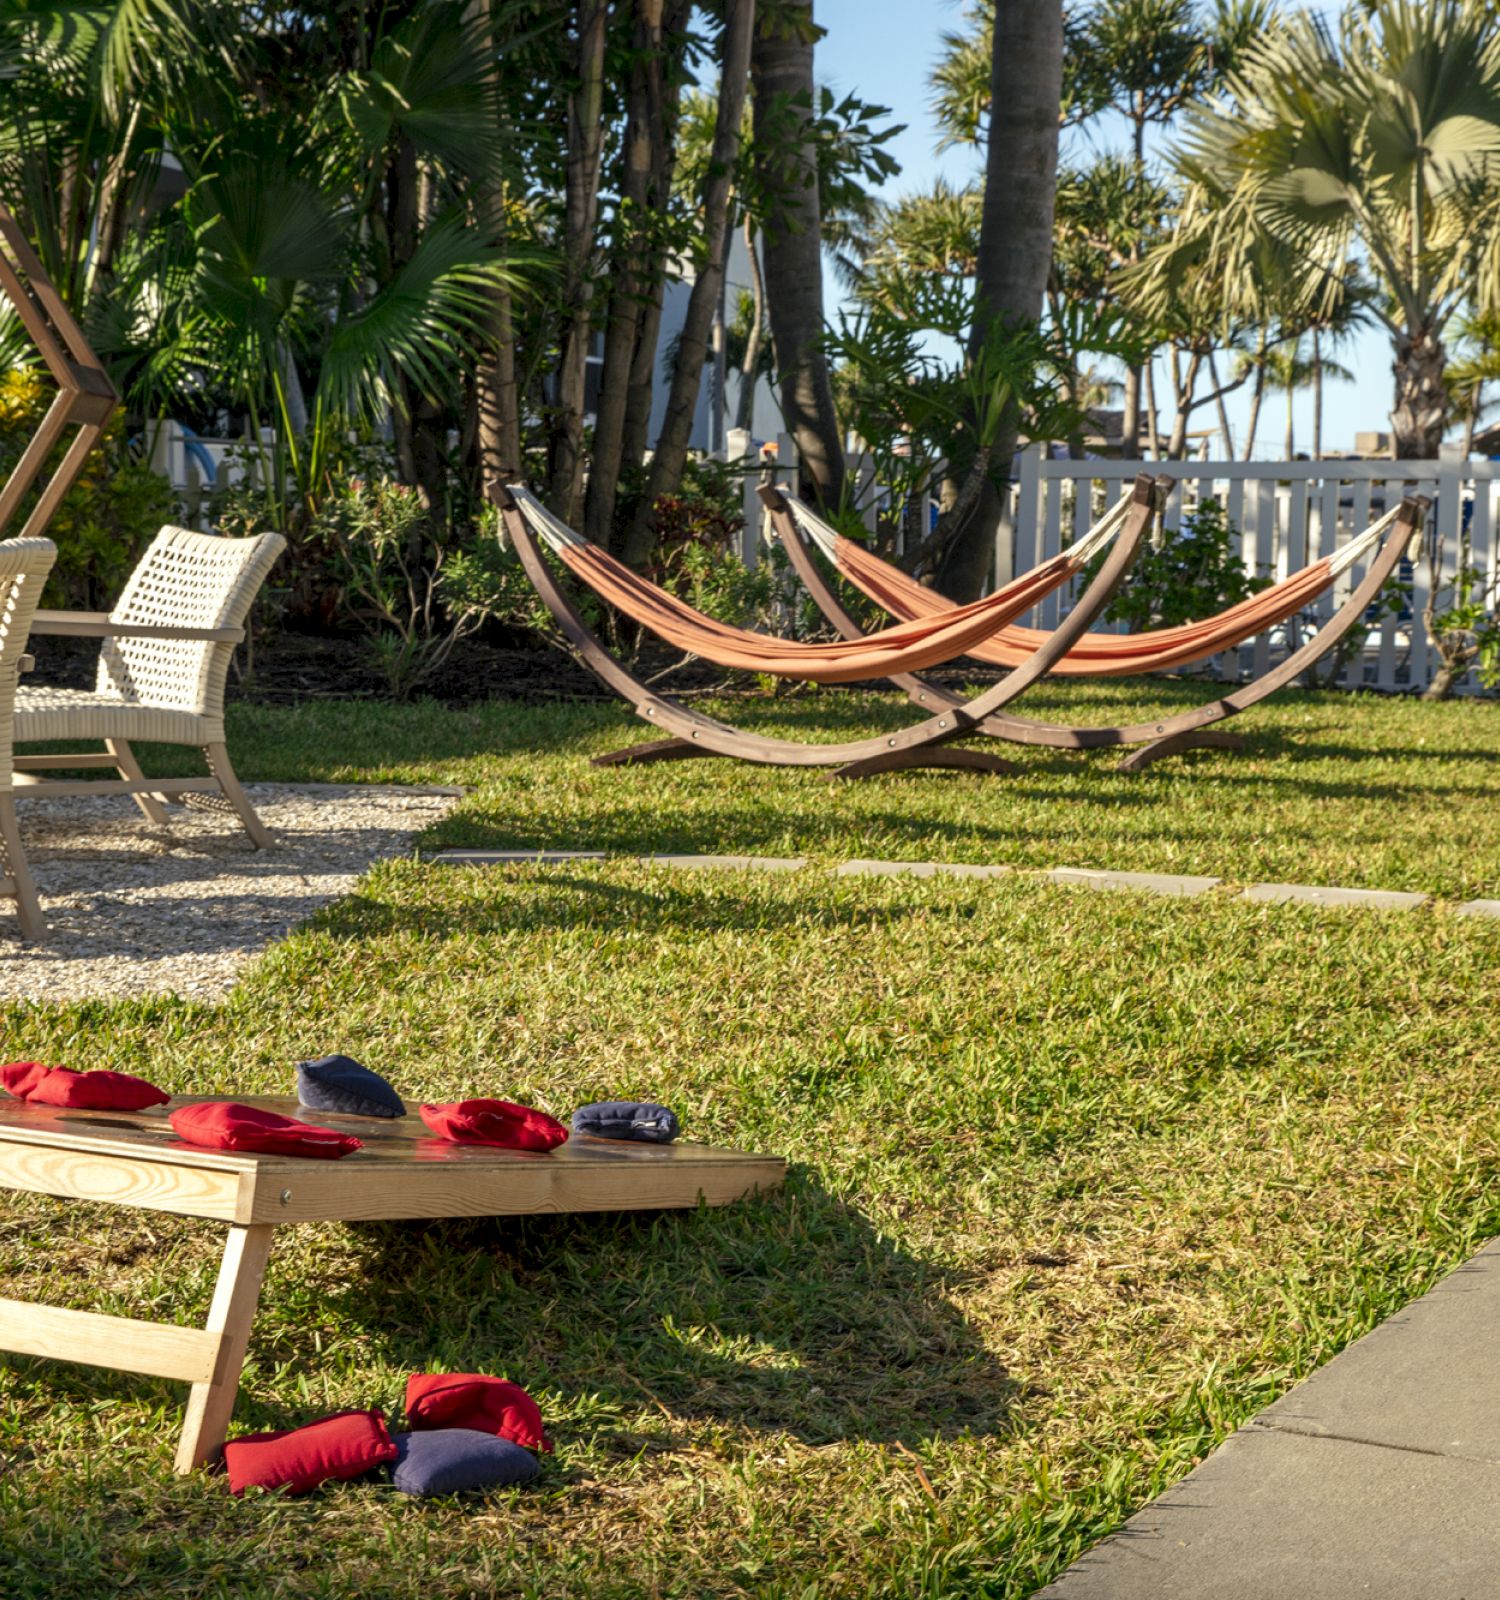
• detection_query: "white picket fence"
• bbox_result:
[743,439,1500,695]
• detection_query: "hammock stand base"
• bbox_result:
[591,735,1020,778]
[761,486,1425,772]
[1116,729,1246,772]
[494,477,1160,780]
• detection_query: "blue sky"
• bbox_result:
[817,0,1394,458]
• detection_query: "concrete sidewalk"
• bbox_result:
[1039,1236,1500,1599]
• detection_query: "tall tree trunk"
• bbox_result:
[545,0,609,523]
[1311,326,1323,460]
[1165,349,1201,460]
[626,0,756,565]
[935,0,1062,599]
[1284,380,1294,460]
[1208,349,1234,458]
[751,2,844,508]
[469,0,522,501]
[1120,363,1142,459]
[1243,334,1267,461]
[1464,380,1481,457]
[617,0,694,485]
[584,0,668,548]
[733,217,765,431]
[1143,357,1162,460]
[622,278,667,472]
[1391,323,1447,459]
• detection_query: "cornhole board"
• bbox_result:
[0,1095,784,1473]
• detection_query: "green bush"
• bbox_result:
[1084,495,1267,634]
[309,477,518,699]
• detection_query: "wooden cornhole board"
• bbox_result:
[0,1095,784,1473]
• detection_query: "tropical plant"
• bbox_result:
[1082,495,1267,634]
[824,276,1134,576]
[1423,516,1500,699]
[312,477,512,699]
[1165,0,1500,459]
[1445,310,1500,455]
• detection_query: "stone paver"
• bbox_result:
[638,854,807,872]
[1456,899,1500,919]
[1038,1236,1500,1599]
[431,849,608,865]
[1252,1237,1500,1460]
[837,859,1012,880]
[1048,867,1221,898]
[1241,882,1430,911]
[1039,1428,1500,1600]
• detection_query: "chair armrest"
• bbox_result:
[28,610,245,644]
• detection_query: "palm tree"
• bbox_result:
[1,0,538,534]
[1257,340,1355,459]
[1169,0,1500,459]
[1445,311,1500,455]
[751,2,845,507]
[937,0,1064,599]
[625,0,756,566]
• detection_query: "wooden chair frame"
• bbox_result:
[0,205,118,539]
[762,485,1429,772]
[495,476,1160,780]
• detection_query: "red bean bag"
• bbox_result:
[418,1099,567,1153]
[224,1409,398,1496]
[1,1062,53,1100]
[169,1102,362,1160]
[27,1067,170,1111]
[1,1061,169,1111]
[405,1373,551,1453]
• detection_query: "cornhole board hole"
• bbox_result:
[0,1095,784,1473]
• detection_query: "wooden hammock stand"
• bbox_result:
[495,475,1162,780]
[761,485,1428,772]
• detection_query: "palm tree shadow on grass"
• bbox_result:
[311,1168,1018,1450]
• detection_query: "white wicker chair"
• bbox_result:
[13,526,286,851]
[0,536,59,939]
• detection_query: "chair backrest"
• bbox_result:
[0,537,57,789]
[95,527,285,717]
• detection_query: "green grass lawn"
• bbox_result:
[3,681,1499,1598]
[199,676,1500,897]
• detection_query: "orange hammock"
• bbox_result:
[780,494,1399,677]
[506,485,1134,685]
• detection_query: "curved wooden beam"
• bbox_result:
[492,475,1156,778]
[0,206,118,540]
[766,483,1425,772]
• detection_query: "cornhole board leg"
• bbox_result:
[0,1219,273,1474]
[174,1223,274,1473]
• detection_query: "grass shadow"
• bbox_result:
[309,1168,1017,1450]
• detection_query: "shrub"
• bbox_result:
[311,478,513,699]
[1084,495,1267,636]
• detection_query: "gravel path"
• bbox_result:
[0,784,460,1002]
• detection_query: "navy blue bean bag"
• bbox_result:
[296,1055,406,1119]
[571,1100,680,1144]
[391,1429,539,1496]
